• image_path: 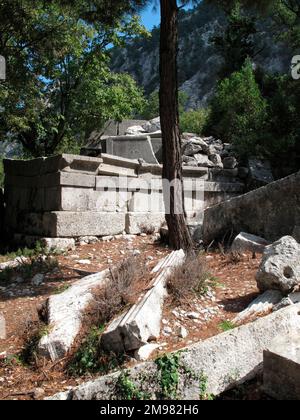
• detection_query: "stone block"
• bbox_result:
[43,212,126,237]
[125,212,165,235]
[0,313,6,340]
[104,135,159,164]
[231,232,271,254]
[264,333,300,400]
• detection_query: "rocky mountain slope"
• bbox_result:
[111,2,291,109]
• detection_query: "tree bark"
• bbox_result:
[159,0,194,251]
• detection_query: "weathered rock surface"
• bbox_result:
[38,270,110,361]
[231,232,270,254]
[264,333,300,400]
[247,159,274,190]
[256,236,300,294]
[48,304,300,400]
[134,344,159,362]
[142,117,161,133]
[100,250,185,354]
[233,290,283,325]
[203,171,300,245]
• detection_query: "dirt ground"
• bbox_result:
[0,235,262,400]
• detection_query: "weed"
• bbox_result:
[68,326,124,377]
[139,224,156,235]
[19,320,48,367]
[219,320,236,332]
[155,353,181,400]
[199,372,214,400]
[115,371,150,400]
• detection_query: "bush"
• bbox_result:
[180,108,210,135]
[208,59,268,157]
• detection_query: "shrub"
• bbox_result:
[167,254,212,305]
[208,59,268,157]
[180,108,210,136]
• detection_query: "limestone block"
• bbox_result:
[264,333,300,400]
[38,270,110,361]
[0,313,6,340]
[231,232,271,254]
[100,250,186,353]
[125,212,165,235]
[43,212,126,237]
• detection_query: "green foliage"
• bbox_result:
[0,0,148,157]
[199,372,214,400]
[208,59,268,156]
[219,320,236,332]
[180,108,210,135]
[115,372,150,400]
[212,1,258,78]
[68,326,124,377]
[141,90,189,121]
[156,353,181,400]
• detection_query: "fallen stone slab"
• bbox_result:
[231,232,270,254]
[48,304,300,400]
[233,290,283,325]
[0,256,27,271]
[100,250,186,354]
[0,313,6,340]
[134,344,160,362]
[264,333,300,400]
[38,269,110,361]
[256,236,300,294]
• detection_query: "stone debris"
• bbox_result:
[100,250,186,354]
[134,344,159,362]
[256,236,300,294]
[233,290,283,325]
[231,232,270,254]
[38,269,110,361]
[31,273,45,287]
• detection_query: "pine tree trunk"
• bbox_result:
[159,0,194,251]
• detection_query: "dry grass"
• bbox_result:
[167,254,210,305]
[86,257,149,326]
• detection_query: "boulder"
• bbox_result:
[182,141,203,157]
[142,117,161,133]
[125,125,146,136]
[231,232,271,254]
[194,154,214,168]
[209,154,223,168]
[134,344,159,362]
[223,157,238,169]
[256,236,300,294]
[38,269,110,361]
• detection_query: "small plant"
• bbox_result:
[68,326,124,377]
[19,321,49,366]
[139,224,156,235]
[219,320,236,332]
[156,353,181,400]
[115,372,150,400]
[167,255,214,305]
[199,372,214,400]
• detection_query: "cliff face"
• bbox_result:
[111,2,291,109]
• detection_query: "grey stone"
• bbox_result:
[264,333,300,400]
[194,154,215,168]
[100,250,186,353]
[48,304,300,400]
[104,136,159,164]
[256,236,300,294]
[32,274,45,286]
[0,313,6,340]
[231,232,271,254]
[125,213,165,235]
[223,157,238,169]
[134,344,159,361]
[209,154,223,168]
[233,290,283,325]
[247,158,274,190]
[41,238,76,252]
[142,117,161,133]
[126,125,146,135]
[38,270,110,361]
[203,171,300,245]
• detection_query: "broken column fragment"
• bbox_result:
[100,250,186,354]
